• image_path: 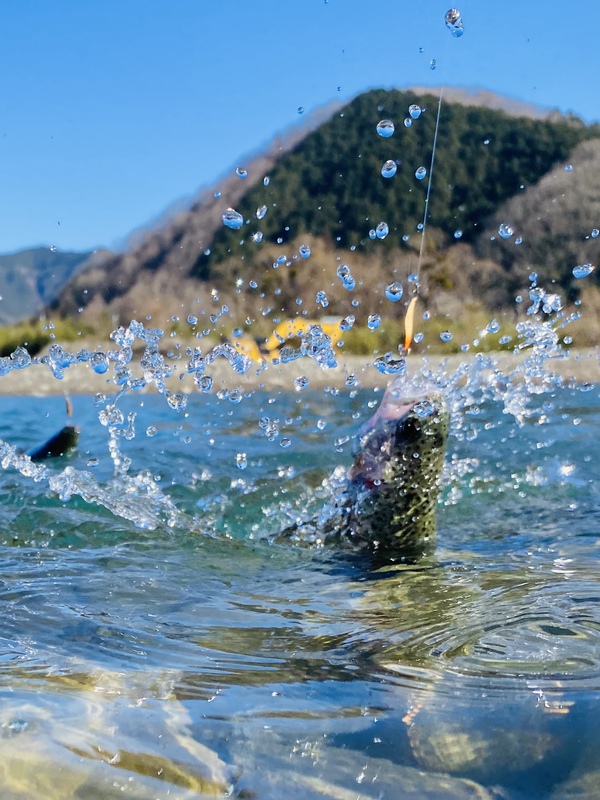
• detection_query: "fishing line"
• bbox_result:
[404,85,444,352]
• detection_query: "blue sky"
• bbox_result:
[0,0,598,254]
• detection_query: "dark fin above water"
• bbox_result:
[28,397,79,461]
[29,425,79,461]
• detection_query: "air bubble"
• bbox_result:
[376,120,395,138]
[381,160,397,178]
[385,282,403,302]
[222,208,244,230]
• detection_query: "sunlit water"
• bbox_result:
[0,371,599,799]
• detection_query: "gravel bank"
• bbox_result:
[0,345,596,396]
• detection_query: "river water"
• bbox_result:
[0,373,598,799]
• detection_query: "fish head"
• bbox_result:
[350,380,449,489]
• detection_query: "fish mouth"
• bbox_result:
[350,381,446,487]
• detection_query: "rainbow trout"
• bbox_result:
[319,379,449,563]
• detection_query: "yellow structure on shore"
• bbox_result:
[231,317,343,364]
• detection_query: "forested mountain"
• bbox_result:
[52,88,600,330]
[0,247,94,324]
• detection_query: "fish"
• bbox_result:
[318,378,449,564]
[28,397,80,461]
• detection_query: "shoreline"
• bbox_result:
[0,346,596,396]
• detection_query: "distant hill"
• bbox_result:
[0,247,97,325]
[51,87,600,329]
[477,138,600,298]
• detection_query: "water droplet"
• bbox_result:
[381,160,398,178]
[454,229,463,239]
[385,282,403,302]
[337,264,351,280]
[299,244,311,259]
[417,222,424,231]
[146,426,157,437]
[498,223,514,239]
[294,376,309,391]
[486,318,500,333]
[376,222,389,239]
[280,438,291,448]
[316,290,329,307]
[407,273,419,284]
[90,352,109,374]
[222,208,244,230]
[515,236,523,245]
[369,229,376,240]
[263,176,270,186]
[591,228,599,238]
[340,315,355,331]
[483,139,490,145]
[404,118,412,128]
[408,104,422,119]
[367,313,381,330]
[444,8,464,37]
[276,254,287,264]
[413,399,436,418]
[297,106,304,114]
[573,264,595,279]
[166,392,187,412]
[415,166,427,180]
[376,119,395,138]
[236,452,248,469]
[235,167,248,179]
[256,205,268,220]
[498,335,512,345]
[213,191,222,198]
[187,315,198,325]
[49,245,56,253]
[429,59,437,70]
[565,164,573,172]
[413,332,424,343]
[374,353,406,375]
[440,330,453,342]
[252,231,263,243]
[199,375,213,392]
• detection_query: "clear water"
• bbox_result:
[0,377,599,799]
